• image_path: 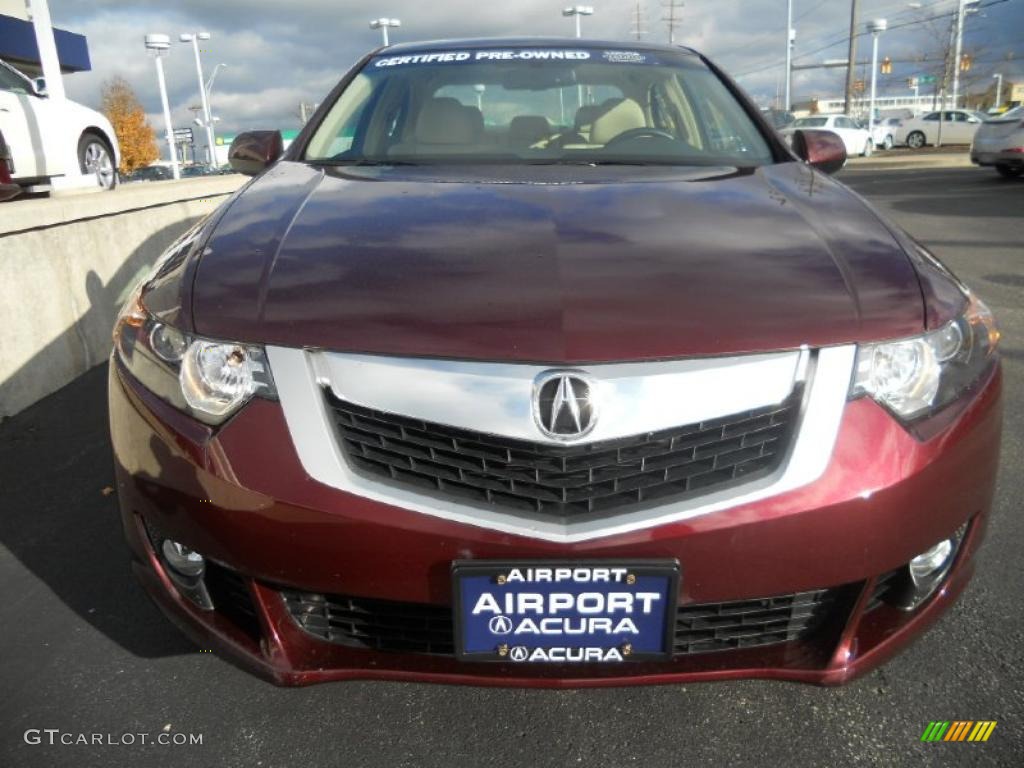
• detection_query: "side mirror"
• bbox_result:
[791,129,847,175]
[228,130,284,176]
[32,77,48,97]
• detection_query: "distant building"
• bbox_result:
[792,94,955,119]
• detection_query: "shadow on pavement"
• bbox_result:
[0,218,203,659]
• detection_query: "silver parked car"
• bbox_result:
[971,106,1024,178]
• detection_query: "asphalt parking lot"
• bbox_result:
[1,166,1021,768]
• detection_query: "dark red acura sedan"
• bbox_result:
[109,39,1002,687]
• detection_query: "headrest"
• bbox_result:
[416,99,481,145]
[589,98,647,145]
[574,105,602,130]
[508,115,551,145]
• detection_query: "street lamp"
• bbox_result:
[144,34,180,180]
[784,0,795,111]
[179,32,217,168]
[992,73,1003,110]
[205,63,228,163]
[562,6,594,39]
[866,18,887,139]
[370,18,401,46]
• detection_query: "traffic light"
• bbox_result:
[960,54,972,72]
[881,57,893,75]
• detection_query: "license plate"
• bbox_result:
[452,560,679,663]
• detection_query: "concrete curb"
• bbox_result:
[1,176,247,417]
[0,175,246,234]
[843,153,973,172]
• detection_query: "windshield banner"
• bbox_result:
[373,49,653,68]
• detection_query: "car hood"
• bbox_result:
[187,160,925,363]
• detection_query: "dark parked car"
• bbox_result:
[110,39,1002,687]
[122,164,174,183]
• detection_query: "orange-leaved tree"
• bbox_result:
[101,77,159,173]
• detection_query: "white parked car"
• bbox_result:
[970,106,1024,178]
[893,110,986,149]
[870,117,902,150]
[0,57,120,191]
[780,114,875,157]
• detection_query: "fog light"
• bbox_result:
[909,539,954,586]
[162,540,205,578]
[886,524,967,610]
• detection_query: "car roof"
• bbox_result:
[380,37,701,57]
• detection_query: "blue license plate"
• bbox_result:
[453,561,679,663]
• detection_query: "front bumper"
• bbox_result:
[109,356,1003,687]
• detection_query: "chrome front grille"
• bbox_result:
[325,388,801,522]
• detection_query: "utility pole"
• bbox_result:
[662,1,684,45]
[843,0,860,115]
[992,73,1002,109]
[631,1,648,41]
[784,0,794,111]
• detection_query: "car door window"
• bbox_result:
[923,112,939,121]
[0,63,30,94]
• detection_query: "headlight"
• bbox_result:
[113,287,275,425]
[852,293,999,422]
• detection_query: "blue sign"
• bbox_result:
[0,14,91,73]
[454,561,678,663]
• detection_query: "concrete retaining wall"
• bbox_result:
[0,176,246,419]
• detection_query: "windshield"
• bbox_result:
[303,46,774,167]
[994,106,1024,121]
[792,117,828,127]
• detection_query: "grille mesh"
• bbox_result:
[281,591,455,656]
[326,388,801,520]
[673,590,836,654]
[281,587,840,658]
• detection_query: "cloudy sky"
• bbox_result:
[47,0,1023,138]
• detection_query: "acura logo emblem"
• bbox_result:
[488,615,513,635]
[534,371,598,440]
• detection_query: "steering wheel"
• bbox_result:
[604,127,678,148]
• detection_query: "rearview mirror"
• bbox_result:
[791,129,847,175]
[32,77,47,97]
[228,130,284,176]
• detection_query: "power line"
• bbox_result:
[731,0,1011,78]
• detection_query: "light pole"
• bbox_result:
[562,6,594,38]
[370,18,401,46]
[784,0,794,111]
[144,34,180,180]
[867,19,887,138]
[206,62,227,99]
[180,32,216,168]
[952,0,979,108]
[992,72,1003,109]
